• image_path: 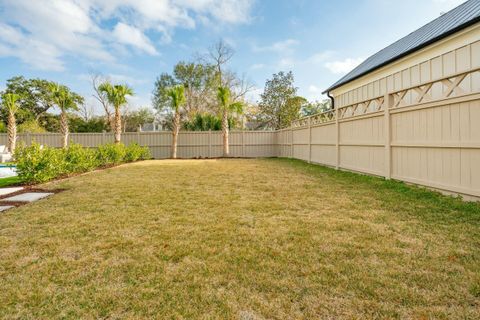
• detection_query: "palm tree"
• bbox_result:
[1,93,20,153]
[98,82,134,143]
[49,83,83,148]
[166,85,186,159]
[217,86,243,157]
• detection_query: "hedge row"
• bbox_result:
[14,142,151,184]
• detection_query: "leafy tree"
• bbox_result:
[49,83,84,148]
[2,76,56,122]
[69,116,108,133]
[38,113,60,132]
[152,73,177,114]
[123,107,155,132]
[301,99,332,116]
[258,71,301,129]
[182,113,236,131]
[98,82,134,143]
[165,85,186,159]
[18,120,46,133]
[152,62,216,119]
[217,86,243,156]
[0,93,20,152]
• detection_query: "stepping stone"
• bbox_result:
[0,187,23,196]
[1,192,53,203]
[0,205,14,212]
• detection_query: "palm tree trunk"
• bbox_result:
[114,107,122,143]
[171,111,180,159]
[222,109,229,157]
[60,110,69,148]
[7,110,16,153]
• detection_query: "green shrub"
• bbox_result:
[14,142,149,184]
[125,143,151,162]
[64,143,98,173]
[96,143,127,166]
[14,143,66,184]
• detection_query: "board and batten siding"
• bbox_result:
[287,23,480,200]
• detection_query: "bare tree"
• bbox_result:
[207,39,234,86]
[122,104,131,133]
[91,73,114,130]
[77,103,94,121]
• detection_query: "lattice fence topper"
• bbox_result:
[311,110,336,125]
[391,67,480,109]
[292,66,480,126]
[338,96,385,119]
[291,109,336,128]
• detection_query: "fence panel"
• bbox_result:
[287,66,480,199]
[1,67,478,199]
[3,130,277,160]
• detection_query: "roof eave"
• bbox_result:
[322,17,480,95]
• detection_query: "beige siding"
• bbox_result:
[335,39,480,108]
[286,26,480,199]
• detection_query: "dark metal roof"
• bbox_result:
[324,0,480,93]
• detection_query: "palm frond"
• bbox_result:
[229,101,244,114]
[1,93,20,113]
[216,86,230,109]
[98,82,134,110]
[166,85,186,111]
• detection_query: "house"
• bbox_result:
[289,0,480,199]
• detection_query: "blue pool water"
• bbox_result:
[0,165,16,178]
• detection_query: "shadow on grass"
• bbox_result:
[273,158,480,227]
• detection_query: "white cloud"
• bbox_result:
[325,57,364,74]
[0,23,65,71]
[208,0,254,24]
[0,0,255,71]
[253,39,299,53]
[113,23,158,55]
[176,0,253,24]
[278,57,295,69]
[308,51,334,64]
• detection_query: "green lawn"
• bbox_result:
[0,176,22,188]
[0,159,479,319]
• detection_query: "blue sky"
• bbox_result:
[0,0,466,113]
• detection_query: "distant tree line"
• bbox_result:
[0,39,331,155]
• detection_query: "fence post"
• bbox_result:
[208,130,212,158]
[290,128,293,158]
[242,130,245,158]
[384,93,392,180]
[335,108,340,170]
[102,130,106,145]
[308,117,312,163]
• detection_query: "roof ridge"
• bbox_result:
[324,0,480,94]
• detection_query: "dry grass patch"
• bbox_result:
[0,158,479,319]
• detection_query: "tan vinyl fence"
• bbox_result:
[0,131,277,159]
[285,66,480,200]
[1,67,478,199]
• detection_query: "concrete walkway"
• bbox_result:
[0,187,54,212]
